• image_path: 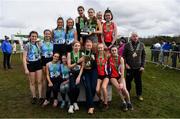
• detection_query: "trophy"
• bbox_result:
[84,50,92,68]
[80,22,90,36]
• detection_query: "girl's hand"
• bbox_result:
[25,69,29,75]
[77,57,84,64]
[48,82,53,87]
[126,64,131,69]
[139,67,144,71]
[76,76,81,85]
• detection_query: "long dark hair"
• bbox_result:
[29,31,38,42]
[77,6,85,11]
[55,17,64,30]
[88,8,97,26]
[29,31,38,37]
[104,8,113,21]
[65,18,74,39]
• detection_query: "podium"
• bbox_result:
[58,82,112,102]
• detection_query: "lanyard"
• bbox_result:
[72,51,80,63]
[113,56,119,71]
[61,64,68,78]
[106,22,111,32]
[67,29,73,39]
[45,41,51,54]
[52,63,58,73]
[30,42,39,55]
[129,41,140,52]
[98,53,104,69]
[89,19,92,30]
[80,17,84,30]
[57,29,63,38]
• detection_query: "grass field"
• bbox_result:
[0,49,180,118]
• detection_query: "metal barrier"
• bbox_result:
[150,49,180,70]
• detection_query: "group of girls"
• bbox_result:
[22,6,133,115]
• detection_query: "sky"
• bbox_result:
[0,0,180,38]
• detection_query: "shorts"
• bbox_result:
[105,42,112,47]
[27,60,42,72]
[41,56,53,66]
[98,75,109,80]
[66,44,73,53]
[53,44,66,56]
[110,76,121,80]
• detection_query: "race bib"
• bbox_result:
[66,38,74,45]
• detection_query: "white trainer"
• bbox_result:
[68,105,74,113]
[73,102,79,111]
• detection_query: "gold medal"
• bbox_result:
[132,52,137,58]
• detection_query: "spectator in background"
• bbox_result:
[13,41,17,54]
[159,40,166,64]
[1,35,13,70]
[118,37,126,57]
[162,41,172,65]
[150,44,155,61]
[153,42,161,63]
[171,41,179,68]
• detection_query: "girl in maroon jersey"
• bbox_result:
[96,43,109,110]
[102,8,117,50]
[109,46,133,111]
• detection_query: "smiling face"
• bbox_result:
[52,53,60,62]
[78,7,84,16]
[57,19,64,29]
[44,30,51,41]
[67,19,74,29]
[61,55,67,64]
[29,33,38,43]
[88,9,95,19]
[105,12,112,22]
[85,40,93,50]
[131,33,139,42]
[73,42,81,52]
[111,47,118,56]
[97,12,103,21]
[97,43,104,52]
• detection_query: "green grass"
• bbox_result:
[0,52,180,118]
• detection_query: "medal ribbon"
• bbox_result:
[98,53,104,70]
[72,51,80,63]
[113,56,119,72]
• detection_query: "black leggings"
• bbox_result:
[68,71,80,105]
[3,52,11,69]
[46,78,60,100]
